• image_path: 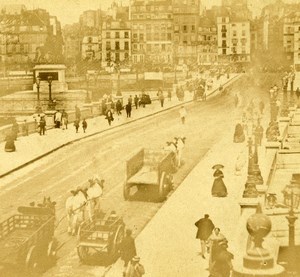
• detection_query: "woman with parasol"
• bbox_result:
[211,164,228,197]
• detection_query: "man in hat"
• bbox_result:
[125,256,145,277]
[120,229,137,277]
[195,214,215,259]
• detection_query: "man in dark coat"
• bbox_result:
[120,229,137,277]
[126,102,132,118]
[195,214,215,259]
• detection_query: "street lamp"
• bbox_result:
[116,65,121,96]
[282,176,300,273]
[35,76,41,112]
[85,73,91,103]
[47,75,53,110]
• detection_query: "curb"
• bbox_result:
[0,75,241,179]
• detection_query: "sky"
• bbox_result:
[0,0,299,26]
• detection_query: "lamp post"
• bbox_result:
[85,73,91,103]
[116,65,121,96]
[283,179,299,273]
[36,76,41,112]
[47,75,53,110]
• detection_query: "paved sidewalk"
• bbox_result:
[0,74,240,179]
[103,92,272,277]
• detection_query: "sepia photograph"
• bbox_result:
[0,0,299,276]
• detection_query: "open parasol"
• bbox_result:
[212,164,224,170]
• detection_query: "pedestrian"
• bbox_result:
[54,110,62,128]
[134,95,139,109]
[128,95,133,106]
[74,118,79,133]
[296,87,300,100]
[4,131,16,152]
[254,123,264,146]
[208,227,227,272]
[126,102,132,118]
[195,214,215,259]
[62,110,68,130]
[105,109,114,126]
[159,90,165,108]
[233,123,245,143]
[209,240,234,277]
[211,165,227,197]
[119,229,137,277]
[125,256,145,277]
[22,119,29,136]
[39,116,46,136]
[11,119,19,140]
[179,106,187,124]
[75,105,81,121]
[82,118,87,133]
[116,100,122,115]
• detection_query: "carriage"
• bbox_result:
[123,148,176,201]
[0,204,56,275]
[77,211,125,263]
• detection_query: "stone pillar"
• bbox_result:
[233,205,285,276]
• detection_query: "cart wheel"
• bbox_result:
[47,239,57,261]
[110,225,125,257]
[159,171,167,201]
[123,182,130,200]
[77,245,91,263]
[25,245,38,272]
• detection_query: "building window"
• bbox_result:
[115,53,120,62]
[125,41,129,50]
[233,31,237,37]
[167,33,172,40]
[191,25,195,32]
[133,34,138,40]
[106,41,111,50]
[222,49,226,55]
[162,44,166,51]
[116,32,120,38]
[125,32,129,38]
[183,25,187,32]
[88,37,92,43]
[222,33,226,38]
[139,34,144,41]
[106,32,110,38]
[106,52,110,60]
[115,41,120,50]
[222,17,226,23]
[125,52,129,59]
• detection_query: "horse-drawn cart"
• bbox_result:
[77,211,125,263]
[0,205,56,274]
[123,148,175,201]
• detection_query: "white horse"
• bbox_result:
[86,181,103,221]
[65,190,87,235]
[175,137,186,167]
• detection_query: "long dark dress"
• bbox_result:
[211,169,227,197]
[5,133,16,152]
[233,123,245,143]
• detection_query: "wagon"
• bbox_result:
[0,205,56,274]
[77,211,125,263]
[123,148,176,201]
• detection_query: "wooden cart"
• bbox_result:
[0,206,56,274]
[123,148,176,201]
[77,212,125,263]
